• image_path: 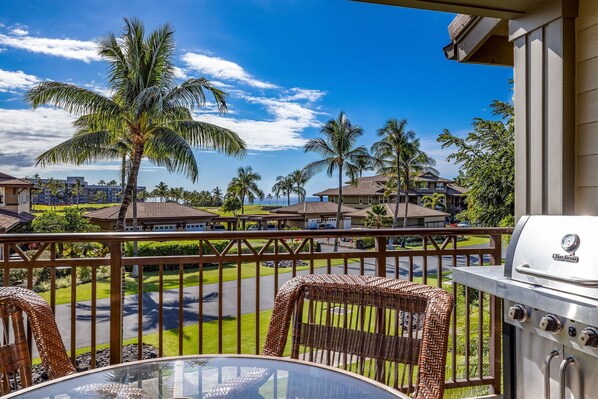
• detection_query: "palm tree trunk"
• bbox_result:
[334,165,342,252]
[392,185,400,229]
[241,194,245,215]
[402,181,409,248]
[116,143,144,231]
[131,187,139,278]
[287,192,290,206]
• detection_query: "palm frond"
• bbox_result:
[173,120,246,156]
[25,82,122,119]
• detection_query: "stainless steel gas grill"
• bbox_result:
[453,215,598,399]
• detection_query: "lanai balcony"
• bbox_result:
[0,227,511,398]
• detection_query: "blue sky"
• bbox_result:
[0,0,512,196]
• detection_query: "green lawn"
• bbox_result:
[32,203,119,214]
[197,205,272,217]
[40,258,357,305]
[38,235,494,305]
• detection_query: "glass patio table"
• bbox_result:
[8,355,408,398]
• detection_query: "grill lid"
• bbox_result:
[505,215,598,299]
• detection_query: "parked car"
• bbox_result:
[457,221,471,228]
[265,224,277,231]
[247,225,259,231]
[317,223,335,230]
[212,224,226,231]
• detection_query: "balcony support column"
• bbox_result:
[109,242,123,365]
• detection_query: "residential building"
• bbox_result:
[346,203,450,228]
[85,202,217,231]
[270,201,357,229]
[0,172,34,233]
[313,173,466,213]
[31,176,146,206]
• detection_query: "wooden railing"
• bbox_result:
[0,227,512,396]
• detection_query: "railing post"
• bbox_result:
[489,234,503,266]
[109,241,123,365]
[489,233,503,394]
[374,236,387,278]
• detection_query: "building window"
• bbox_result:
[359,196,363,204]
[368,196,372,205]
[437,183,445,190]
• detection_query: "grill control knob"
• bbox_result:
[539,315,562,334]
[507,304,528,322]
[579,327,598,347]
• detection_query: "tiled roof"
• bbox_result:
[346,203,450,218]
[447,184,468,195]
[271,202,356,215]
[314,174,456,196]
[86,202,218,221]
[0,210,35,232]
[0,172,33,187]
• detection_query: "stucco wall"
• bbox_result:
[576,0,598,214]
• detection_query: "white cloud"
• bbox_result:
[182,52,277,89]
[0,33,99,62]
[10,28,28,36]
[0,69,39,91]
[282,88,326,102]
[172,66,187,80]
[0,108,76,171]
[194,94,324,151]
[195,113,309,151]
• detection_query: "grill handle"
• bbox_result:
[515,264,598,287]
[559,355,581,399]
[544,349,560,399]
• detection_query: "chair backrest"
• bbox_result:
[263,274,454,399]
[0,286,76,394]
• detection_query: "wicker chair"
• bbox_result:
[0,286,76,394]
[262,274,454,399]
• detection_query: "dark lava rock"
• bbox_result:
[31,343,159,385]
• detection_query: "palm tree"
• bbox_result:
[421,192,447,211]
[228,166,264,214]
[355,154,373,178]
[44,178,65,210]
[28,18,246,230]
[371,119,416,229]
[211,186,223,206]
[97,179,106,186]
[266,193,273,205]
[364,204,393,229]
[154,182,169,202]
[397,139,437,231]
[305,111,368,251]
[289,169,309,203]
[272,175,294,206]
[107,180,118,187]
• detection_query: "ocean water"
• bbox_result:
[248,196,324,206]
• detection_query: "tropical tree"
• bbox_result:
[107,180,118,187]
[355,154,373,178]
[304,111,368,251]
[44,178,65,210]
[371,118,415,229]
[438,100,514,227]
[421,192,447,211]
[95,190,107,203]
[221,196,242,216]
[266,193,273,205]
[364,204,393,229]
[227,166,264,214]
[70,179,83,207]
[272,175,294,206]
[27,18,245,230]
[396,139,437,230]
[154,182,169,202]
[97,179,107,186]
[289,168,310,203]
[211,186,223,206]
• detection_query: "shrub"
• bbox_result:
[124,240,230,271]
